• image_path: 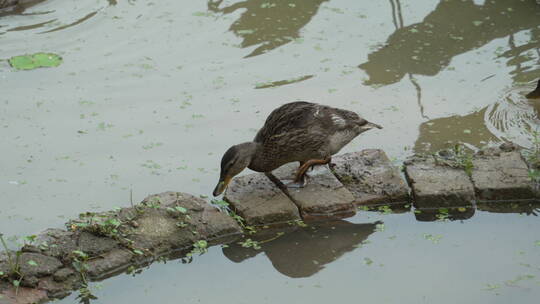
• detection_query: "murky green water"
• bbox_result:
[1,0,539,303]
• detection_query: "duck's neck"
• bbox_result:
[241,141,264,172]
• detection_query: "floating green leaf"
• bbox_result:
[8,52,63,70]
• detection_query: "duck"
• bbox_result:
[212,101,382,196]
[526,79,540,99]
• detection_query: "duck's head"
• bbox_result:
[526,79,540,99]
[213,142,257,196]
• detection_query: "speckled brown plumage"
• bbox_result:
[248,101,374,172]
[213,101,381,196]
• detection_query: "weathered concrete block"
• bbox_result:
[331,149,409,206]
[18,253,63,287]
[274,163,356,221]
[0,285,48,304]
[86,249,134,280]
[471,151,535,200]
[77,232,119,257]
[404,156,475,208]
[25,229,78,262]
[224,173,301,226]
[130,192,242,254]
[38,275,81,299]
[52,268,76,283]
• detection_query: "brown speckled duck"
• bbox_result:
[526,79,540,99]
[212,101,382,196]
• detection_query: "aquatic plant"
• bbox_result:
[0,233,23,291]
[433,144,474,177]
[8,53,62,70]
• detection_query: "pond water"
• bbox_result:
[1,0,539,303]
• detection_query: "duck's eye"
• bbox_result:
[224,160,235,171]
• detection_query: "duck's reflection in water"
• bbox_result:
[486,86,540,149]
[414,80,540,154]
[222,220,378,278]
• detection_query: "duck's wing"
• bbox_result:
[254,101,318,143]
[317,106,368,131]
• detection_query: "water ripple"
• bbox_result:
[0,0,114,35]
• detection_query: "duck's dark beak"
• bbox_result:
[366,122,383,129]
[213,175,232,197]
[361,121,383,132]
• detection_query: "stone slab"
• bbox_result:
[331,149,409,205]
[18,253,63,287]
[131,192,242,254]
[273,163,356,221]
[0,285,48,304]
[224,173,301,226]
[471,151,535,200]
[404,156,476,208]
[77,232,119,257]
[86,248,134,280]
[24,229,78,263]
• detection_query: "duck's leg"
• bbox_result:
[287,157,331,188]
[264,172,287,191]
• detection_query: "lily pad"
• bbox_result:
[8,52,63,70]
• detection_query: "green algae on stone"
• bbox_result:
[8,52,62,70]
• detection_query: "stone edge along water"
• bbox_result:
[1,145,539,303]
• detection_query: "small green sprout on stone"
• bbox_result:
[0,233,22,286]
[166,206,188,215]
[378,205,392,215]
[72,250,97,303]
[187,240,208,257]
[69,212,124,238]
[27,260,38,267]
[143,196,162,209]
[294,220,308,227]
[211,199,230,211]
[239,238,261,250]
[23,235,37,245]
[434,144,474,177]
[436,208,450,221]
[524,131,540,183]
[166,205,191,229]
[230,211,257,234]
[358,205,370,212]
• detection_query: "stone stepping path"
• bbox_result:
[2,144,539,304]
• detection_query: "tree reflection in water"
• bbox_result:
[208,0,328,57]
